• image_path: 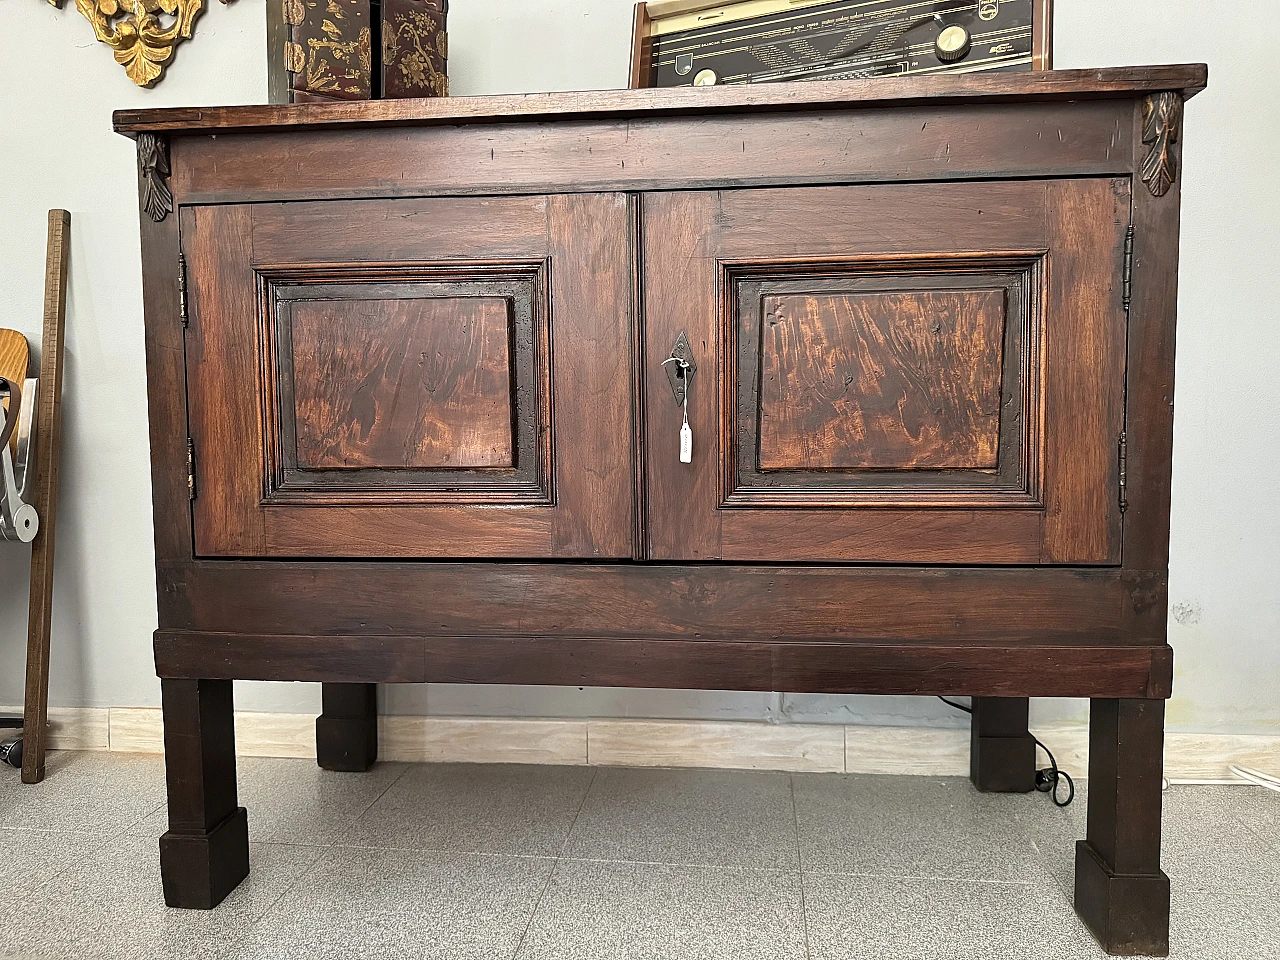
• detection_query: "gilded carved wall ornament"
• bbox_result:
[1141,92,1183,198]
[137,133,173,223]
[45,0,235,87]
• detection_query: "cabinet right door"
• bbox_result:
[643,179,1130,563]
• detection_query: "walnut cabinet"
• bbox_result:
[117,65,1205,956]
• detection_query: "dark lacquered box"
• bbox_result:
[268,0,447,103]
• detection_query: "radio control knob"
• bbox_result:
[935,24,972,63]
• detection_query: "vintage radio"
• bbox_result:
[630,0,1052,88]
[267,0,448,103]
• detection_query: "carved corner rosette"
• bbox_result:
[45,0,234,88]
[137,133,174,223]
[1141,92,1183,198]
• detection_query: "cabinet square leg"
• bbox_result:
[159,678,248,909]
[1074,698,1169,956]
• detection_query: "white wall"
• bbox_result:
[0,0,1275,733]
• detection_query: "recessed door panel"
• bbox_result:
[288,295,515,471]
[644,180,1128,563]
[182,194,634,558]
[263,273,549,505]
[757,288,1006,472]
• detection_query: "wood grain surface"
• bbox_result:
[758,289,1005,471]
[0,329,30,383]
[184,194,634,558]
[167,100,1137,206]
[151,630,1174,700]
[1039,178,1129,564]
[157,561,1167,646]
[289,295,514,470]
[644,180,1047,562]
[113,64,1207,135]
[21,208,70,784]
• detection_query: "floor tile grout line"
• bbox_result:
[237,838,341,933]
[224,760,411,936]
[790,773,814,960]
[320,838,815,873]
[555,765,599,859]
[509,768,596,960]
[799,866,1043,887]
[509,857,559,960]
[545,855,803,873]
[320,759,414,848]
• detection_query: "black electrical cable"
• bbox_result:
[1032,734,1076,808]
[938,697,1075,807]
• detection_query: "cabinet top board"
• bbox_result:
[114,64,1206,137]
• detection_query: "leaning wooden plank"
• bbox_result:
[22,209,70,784]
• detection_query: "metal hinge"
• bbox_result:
[1118,431,1128,513]
[1122,224,1135,315]
[177,254,189,327]
[186,438,196,501]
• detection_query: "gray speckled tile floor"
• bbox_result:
[2,751,1279,960]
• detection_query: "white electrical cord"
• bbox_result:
[1229,765,1280,792]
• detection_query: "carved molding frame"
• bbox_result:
[1141,92,1183,198]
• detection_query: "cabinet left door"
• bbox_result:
[180,194,635,559]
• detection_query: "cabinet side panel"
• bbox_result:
[1123,98,1182,580]
[141,174,192,568]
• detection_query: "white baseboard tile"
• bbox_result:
[1,705,110,751]
[380,716,588,765]
[846,725,969,776]
[1164,733,1280,781]
[36,707,1280,783]
[108,707,164,753]
[108,707,317,759]
[1032,723,1090,774]
[587,719,845,773]
[236,712,318,759]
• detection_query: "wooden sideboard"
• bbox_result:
[116,64,1205,956]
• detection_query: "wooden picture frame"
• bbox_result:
[630,0,1054,89]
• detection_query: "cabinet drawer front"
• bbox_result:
[644,180,1129,564]
[182,195,634,558]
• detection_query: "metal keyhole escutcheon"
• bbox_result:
[665,331,697,406]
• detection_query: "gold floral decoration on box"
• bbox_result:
[284,0,374,100]
[385,6,448,98]
[45,0,236,87]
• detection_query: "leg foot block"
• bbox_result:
[316,715,378,772]
[160,807,250,909]
[970,734,1036,792]
[1074,840,1170,957]
[317,682,378,772]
